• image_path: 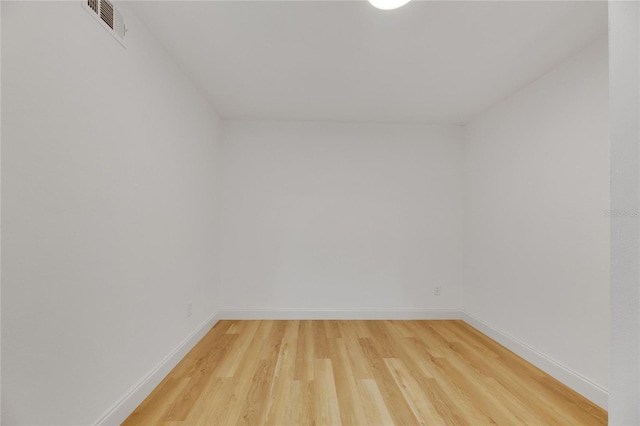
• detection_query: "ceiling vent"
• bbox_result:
[82,0,127,47]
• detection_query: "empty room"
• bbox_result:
[2,0,639,425]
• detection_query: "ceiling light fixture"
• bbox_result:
[368,0,411,10]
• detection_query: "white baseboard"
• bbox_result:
[220,309,463,320]
[93,311,221,426]
[461,312,608,410]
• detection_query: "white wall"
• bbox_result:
[464,38,610,403]
[0,1,4,419]
[609,2,640,423]
[1,2,222,425]
[0,1,616,423]
[219,121,464,314]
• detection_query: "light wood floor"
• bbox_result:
[123,320,607,425]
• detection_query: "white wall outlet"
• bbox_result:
[434,286,442,296]
[187,301,193,318]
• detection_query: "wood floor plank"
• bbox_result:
[293,320,315,381]
[383,357,446,425]
[358,337,420,425]
[356,378,396,426]
[312,320,331,359]
[181,377,234,425]
[294,380,315,426]
[160,334,239,421]
[123,320,608,426]
[329,338,368,426]
[312,359,342,426]
[325,320,342,339]
[263,337,297,425]
[215,320,260,378]
[122,377,190,426]
[233,357,276,425]
[336,321,373,379]
[214,324,274,425]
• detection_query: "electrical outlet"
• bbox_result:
[434,286,442,296]
[187,301,193,318]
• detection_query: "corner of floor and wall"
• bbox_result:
[2,1,640,426]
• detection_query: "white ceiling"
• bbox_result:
[130,1,607,125]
